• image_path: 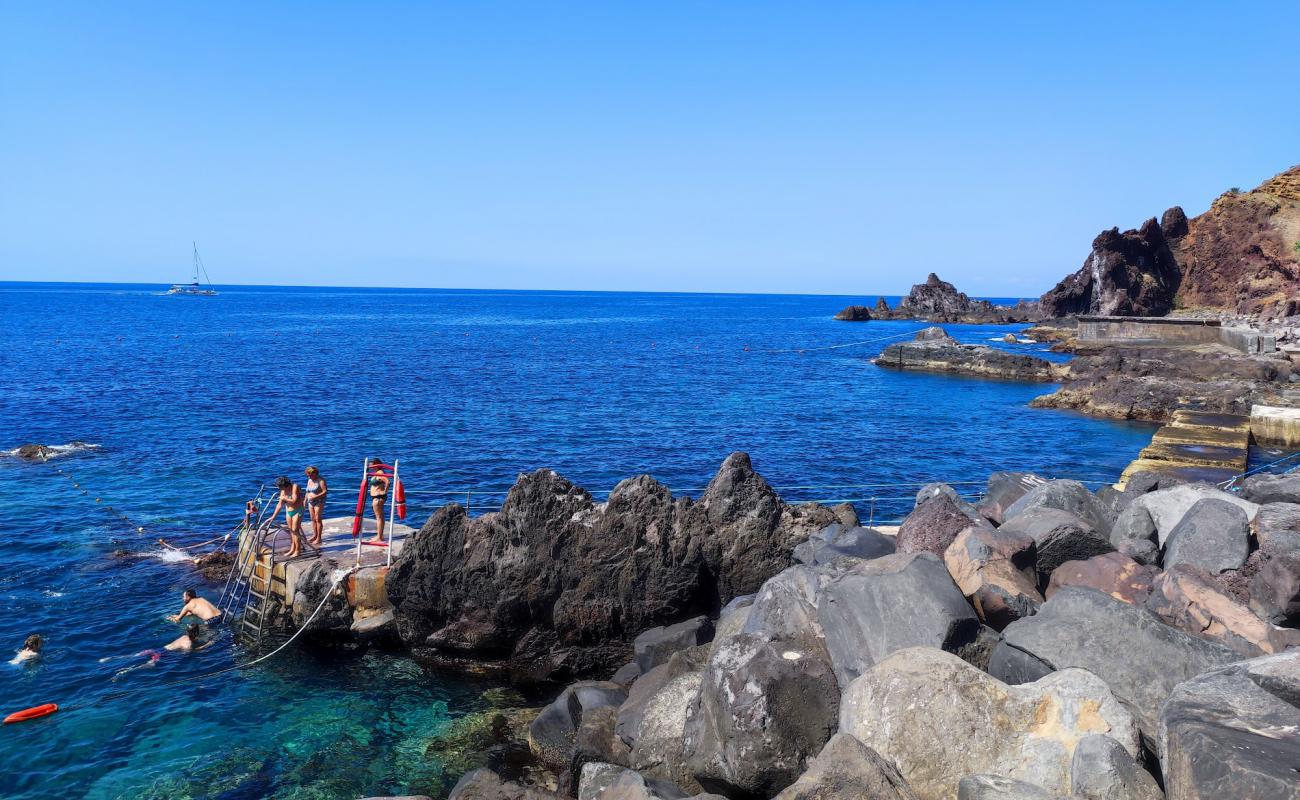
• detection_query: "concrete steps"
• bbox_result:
[1118,410,1251,487]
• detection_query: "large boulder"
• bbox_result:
[1044,552,1158,605]
[898,494,991,557]
[1004,480,1115,537]
[794,524,896,567]
[772,733,918,800]
[977,472,1046,526]
[997,508,1114,584]
[1250,502,1300,550]
[1069,734,1162,800]
[840,647,1140,800]
[817,552,980,688]
[1249,542,1300,626]
[528,681,628,767]
[1125,484,1258,547]
[990,588,1237,742]
[633,617,713,673]
[616,646,708,792]
[577,763,691,800]
[1159,649,1300,800]
[1108,504,1160,565]
[1238,473,1300,505]
[943,526,1043,629]
[387,453,838,683]
[742,566,827,650]
[448,769,565,800]
[683,634,840,798]
[1146,565,1300,656]
[955,776,1060,800]
[1161,499,1249,574]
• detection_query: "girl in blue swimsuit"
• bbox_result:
[272,476,305,558]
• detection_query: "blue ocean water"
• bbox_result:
[0,283,1156,799]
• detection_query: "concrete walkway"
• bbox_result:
[1118,410,1251,487]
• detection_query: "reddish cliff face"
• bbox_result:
[1173,166,1300,317]
[1041,165,1300,318]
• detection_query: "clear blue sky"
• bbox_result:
[2,2,1296,295]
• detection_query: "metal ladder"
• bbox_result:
[241,551,279,649]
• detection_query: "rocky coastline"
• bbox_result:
[367,456,1300,800]
[872,327,1059,383]
[835,273,1041,325]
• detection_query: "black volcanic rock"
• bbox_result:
[385,453,839,685]
[1040,217,1182,317]
[833,305,873,321]
[897,273,989,321]
[874,328,1057,382]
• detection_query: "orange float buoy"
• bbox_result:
[4,703,58,724]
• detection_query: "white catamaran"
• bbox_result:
[166,243,218,296]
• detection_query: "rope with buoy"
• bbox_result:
[4,564,358,725]
[761,328,920,354]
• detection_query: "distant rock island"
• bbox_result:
[835,273,1041,324]
[1041,165,1300,319]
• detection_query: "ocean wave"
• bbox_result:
[4,441,102,461]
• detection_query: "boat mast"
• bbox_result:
[192,241,212,286]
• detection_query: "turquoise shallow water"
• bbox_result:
[0,283,1157,799]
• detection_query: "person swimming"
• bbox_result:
[9,634,42,665]
[110,625,206,680]
[168,588,222,624]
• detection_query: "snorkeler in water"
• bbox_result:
[108,625,208,680]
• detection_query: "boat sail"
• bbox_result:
[166,243,218,296]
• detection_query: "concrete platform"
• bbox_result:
[1251,405,1300,448]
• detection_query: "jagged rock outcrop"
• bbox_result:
[1040,217,1183,317]
[1040,165,1300,318]
[838,276,1040,324]
[833,305,873,322]
[386,453,839,684]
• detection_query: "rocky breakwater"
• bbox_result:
[385,453,846,685]
[1041,165,1300,319]
[873,326,1059,382]
[445,471,1300,800]
[1029,338,1294,421]
[835,273,1041,324]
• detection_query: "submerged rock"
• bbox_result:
[840,647,1139,800]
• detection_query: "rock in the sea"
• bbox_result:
[633,617,713,673]
[1004,480,1115,538]
[817,552,980,688]
[1161,498,1249,574]
[1039,216,1182,317]
[955,775,1060,800]
[683,634,839,798]
[14,443,57,461]
[1045,552,1158,605]
[1159,649,1300,800]
[1108,503,1160,565]
[943,526,1042,629]
[528,681,628,767]
[897,493,989,556]
[839,647,1140,800]
[997,508,1114,584]
[990,587,1237,742]
[1146,565,1300,656]
[448,768,564,800]
[771,733,918,800]
[1238,473,1300,505]
[1069,734,1162,800]
[387,453,838,684]
[977,472,1045,526]
[834,305,873,322]
[874,336,1056,382]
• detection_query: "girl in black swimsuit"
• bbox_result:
[368,464,390,543]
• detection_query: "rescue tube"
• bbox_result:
[4,703,58,724]
[394,478,406,520]
[351,476,367,536]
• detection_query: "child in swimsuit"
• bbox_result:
[367,465,390,543]
[271,475,306,558]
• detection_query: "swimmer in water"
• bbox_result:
[9,634,42,665]
[168,588,222,624]
[111,625,205,680]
